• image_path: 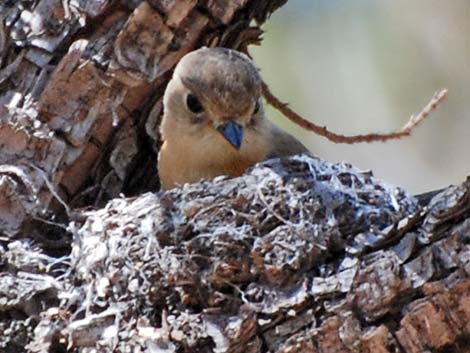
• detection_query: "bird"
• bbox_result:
[158,47,309,189]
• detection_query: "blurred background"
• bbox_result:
[252,0,469,194]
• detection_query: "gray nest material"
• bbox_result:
[3,155,469,352]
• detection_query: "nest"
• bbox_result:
[3,155,469,352]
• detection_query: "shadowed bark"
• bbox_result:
[0,1,469,353]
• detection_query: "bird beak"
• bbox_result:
[216,121,244,150]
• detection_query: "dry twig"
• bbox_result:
[261,81,448,144]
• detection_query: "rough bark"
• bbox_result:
[0,1,469,353]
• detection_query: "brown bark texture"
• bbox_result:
[0,1,469,353]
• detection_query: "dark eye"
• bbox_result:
[186,94,204,114]
[253,100,260,115]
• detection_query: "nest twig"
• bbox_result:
[261,81,448,144]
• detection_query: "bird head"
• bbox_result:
[161,47,263,150]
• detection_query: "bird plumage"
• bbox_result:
[158,47,309,189]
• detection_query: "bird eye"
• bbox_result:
[186,94,204,114]
[253,100,260,115]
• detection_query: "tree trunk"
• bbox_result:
[0,1,469,353]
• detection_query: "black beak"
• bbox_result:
[217,121,244,150]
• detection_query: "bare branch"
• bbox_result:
[261,80,448,144]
